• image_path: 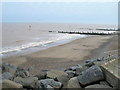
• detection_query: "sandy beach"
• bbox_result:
[3,35,118,74]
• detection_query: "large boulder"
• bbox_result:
[75,65,88,76]
[2,72,13,80]
[57,75,69,88]
[2,63,17,76]
[15,68,30,78]
[67,77,82,88]
[77,65,104,86]
[39,79,62,88]
[2,79,23,88]
[47,69,68,79]
[35,70,48,80]
[14,76,38,88]
[65,70,75,78]
[85,84,112,89]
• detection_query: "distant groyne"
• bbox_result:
[49,30,118,35]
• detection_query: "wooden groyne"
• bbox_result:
[49,30,118,35]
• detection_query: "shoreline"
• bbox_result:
[2,34,87,59]
[2,35,117,74]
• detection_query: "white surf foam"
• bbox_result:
[1,34,85,55]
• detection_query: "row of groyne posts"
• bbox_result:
[49,30,118,35]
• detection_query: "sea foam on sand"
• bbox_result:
[1,34,86,55]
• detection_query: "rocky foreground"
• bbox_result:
[0,58,118,89]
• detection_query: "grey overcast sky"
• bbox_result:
[1,2,118,25]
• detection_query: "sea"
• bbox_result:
[1,23,117,58]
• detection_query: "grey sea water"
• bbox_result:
[2,23,88,57]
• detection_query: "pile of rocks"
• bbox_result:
[0,60,113,89]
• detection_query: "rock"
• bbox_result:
[77,65,104,86]
[0,74,2,82]
[97,58,103,61]
[2,79,23,88]
[35,70,47,80]
[2,72,13,80]
[85,61,95,67]
[14,76,38,88]
[2,63,17,76]
[85,60,94,63]
[57,75,69,88]
[47,85,54,90]
[39,79,62,88]
[47,69,68,79]
[85,84,112,88]
[67,77,82,88]
[75,65,88,76]
[15,68,30,78]
[65,70,75,78]
[2,62,9,72]
[0,67,2,73]
[66,64,82,71]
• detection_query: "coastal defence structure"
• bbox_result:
[49,30,118,35]
[1,50,120,89]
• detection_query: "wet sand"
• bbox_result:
[3,35,118,74]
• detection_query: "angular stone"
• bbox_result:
[15,68,30,78]
[57,75,69,88]
[85,84,112,88]
[2,62,9,72]
[2,79,23,88]
[47,70,68,79]
[35,70,47,80]
[67,64,82,71]
[47,85,54,90]
[14,76,38,88]
[77,65,104,86]
[85,60,94,63]
[65,70,75,78]
[2,63,17,76]
[75,65,88,76]
[67,77,82,88]
[2,72,13,80]
[39,79,62,88]
[85,61,95,67]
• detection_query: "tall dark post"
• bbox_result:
[29,25,31,31]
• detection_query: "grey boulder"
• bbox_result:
[57,75,69,88]
[14,76,38,88]
[67,77,82,88]
[2,79,23,88]
[65,70,75,78]
[39,79,62,88]
[77,65,104,86]
[15,68,30,78]
[2,72,13,80]
[66,64,82,71]
[2,63,17,76]
[75,65,88,76]
[47,69,68,79]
